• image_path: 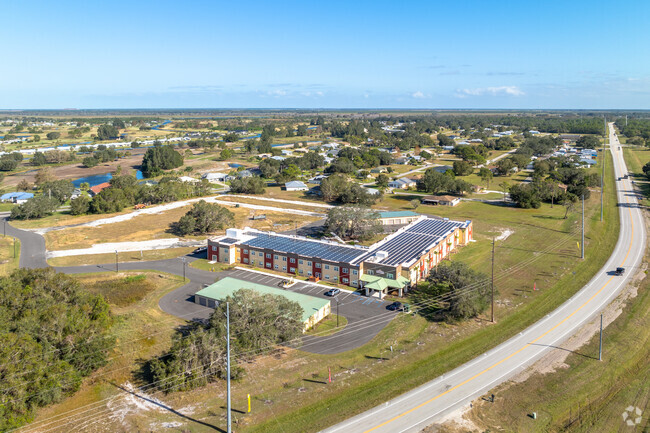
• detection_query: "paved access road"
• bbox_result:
[323,124,646,433]
[4,222,397,355]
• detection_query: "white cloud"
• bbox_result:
[456,86,525,97]
[411,91,427,99]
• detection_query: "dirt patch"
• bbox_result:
[495,228,513,242]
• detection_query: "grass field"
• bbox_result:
[47,247,195,267]
[458,267,650,433]
[0,235,20,275]
[305,314,348,337]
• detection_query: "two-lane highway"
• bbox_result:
[324,124,646,433]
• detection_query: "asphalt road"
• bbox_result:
[323,125,646,432]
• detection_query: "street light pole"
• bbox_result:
[226,302,232,433]
[599,313,603,361]
[13,237,16,258]
[115,250,119,273]
[601,121,606,222]
[336,297,339,327]
[182,257,186,281]
[491,237,495,323]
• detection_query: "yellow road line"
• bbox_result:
[365,143,636,433]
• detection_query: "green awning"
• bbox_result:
[360,274,409,290]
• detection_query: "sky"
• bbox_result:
[1,0,649,109]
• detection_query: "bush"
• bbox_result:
[141,145,184,177]
[171,201,234,235]
[229,176,266,194]
[10,195,60,220]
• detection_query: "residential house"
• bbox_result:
[421,195,461,207]
[89,182,111,196]
[284,181,308,191]
[388,178,416,189]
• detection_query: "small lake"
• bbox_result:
[72,170,143,188]
[228,163,243,168]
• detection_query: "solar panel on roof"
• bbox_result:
[243,234,366,263]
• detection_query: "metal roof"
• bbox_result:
[243,232,367,263]
[378,211,418,219]
[195,277,329,322]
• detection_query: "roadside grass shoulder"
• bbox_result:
[305,314,348,337]
[0,236,20,275]
[623,146,650,207]
[462,266,650,433]
[48,247,194,267]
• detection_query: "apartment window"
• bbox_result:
[266,253,271,259]
[307,261,312,266]
[274,264,279,270]
[352,269,358,275]
[315,263,321,268]
[352,280,357,286]
[283,257,287,262]
[367,270,374,275]
[299,260,303,265]
[334,266,339,272]
[342,277,349,284]
[307,271,312,277]
[223,248,229,253]
[289,267,296,273]
[290,258,296,264]
[299,269,304,274]
[266,262,272,268]
[282,266,287,271]
[243,258,249,264]
[333,276,338,282]
[324,265,330,270]
[274,255,279,260]
[387,273,394,279]
[342,268,348,274]
[212,246,217,251]
[243,249,248,254]
[325,275,330,280]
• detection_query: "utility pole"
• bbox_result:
[581,195,585,260]
[601,121,606,222]
[491,237,495,323]
[13,237,16,258]
[182,257,186,281]
[598,313,603,361]
[3,219,5,237]
[226,302,232,433]
[115,250,119,273]
[336,297,340,327]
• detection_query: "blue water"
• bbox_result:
[228,163,243,168]
[72,170,143,188]
[151,120,172,130]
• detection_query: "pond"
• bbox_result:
[72,170,143,188]
[228,163,244,168]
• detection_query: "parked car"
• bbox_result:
[193,246,207,254]
[325,288,340,297]
[615,267,625,276]
[386,301,402,311]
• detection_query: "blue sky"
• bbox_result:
[2,0,649,109]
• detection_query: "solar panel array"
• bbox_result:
[219,237,240,245]
[362,218,466,266]
[243,233,366,263]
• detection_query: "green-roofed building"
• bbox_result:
[377,211,420,226]
[194,277,331,331]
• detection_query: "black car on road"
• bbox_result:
[386,301,402,311]
[615,267,625,276]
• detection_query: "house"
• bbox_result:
[365,188,381,195]
[308,174,328,185]
[432,165,454,174]
[178,176,199,183]
[194,277,330,331]
[421,195,461,207]
[202,172,228,182]
[388,178,416,189]
[370,167,387,174]
[394,157,411,165]
[89,182,111,196]
[70,188,82,200]
[0,192,34,204]
[579,158,597,166]
[284,181,308,191]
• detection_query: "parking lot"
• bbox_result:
[158,266,398,355]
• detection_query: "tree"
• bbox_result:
[576,135,600,149]
[70,195,91,215]
[83,156,99,168]
[219,148,233,160]
[222,132,240,143]
[418,169,452,195]
[376,173,389,188]
[32,134,41,142]
[141,145,184,177]
[499,181,510,202]
[437,133,455,147]
[34,168,55,186]
[10,195,61,219]
[17,179,31,191]
[453,160,474,176]
[478,167,493,187]
[96,124,119,141]
[0,269,113,430]
[0,158,18,171]
[561,196,577,219]
[410,199,420,210]
[508,183,542,209]
[495,158,515,176]
[171,200,234,235]
[46,132,61,140]
[112,118,126,129]
[41,180,75,202]
[643,161,650,180]
[31,151,47,166]
[413,261,489,321]
[229,176,266,194]
[325,206,382,241]
[149,288,302,392]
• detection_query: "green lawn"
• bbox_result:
[305,314,348,337]
[0,236,20,275]
[623,146,650,207]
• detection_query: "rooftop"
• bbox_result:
[378,211,419,219]
[195,277,330,322]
